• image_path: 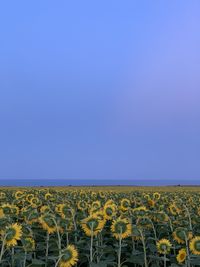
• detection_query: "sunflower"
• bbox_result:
[103,204,117,220]
[81,214,104,236]
[153,192,161,200]
[169,204,181,215]
[14,190,24,199]
[39,214,57,234]
[22,237,35,251]
[120,198,131,212]
[136,217,152,229]
[59,245,78,267]
[59,218,73,233]
[56,204,72,219]
[132,225,141,240]
[0,208,5,218]
[111,217,132,239]
[77,200,87,211]
[4,223,22,247]
[91,200,101,212]
[173,228,193,244]
[40,205,51,214]
[156,239,172,254]
[132,206,147,217]
[153,211,168,223]
[105,199,115,206]
[26,194,35,202]
[148,199,155,207]
[143,194,151,201]
[0,192,6,200]
[190,236,200,255]
[1,203,12,216]
[30,197,40,208]
[45,192,54,201]
[176,248,186,264]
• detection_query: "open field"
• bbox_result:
[1,187,200,266]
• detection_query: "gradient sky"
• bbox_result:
[0,1,200,180]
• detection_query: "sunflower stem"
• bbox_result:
[45,232,49,267]
[23,251,27,267]
[11,247,14,267]
[0,237,6,263]
[90,225,94,264]
[184,205,193,231]
[117,234,122,267]
[164,253,166,267]
[66,231,69,246]
[139,230,147,267]
[184,232,191,267]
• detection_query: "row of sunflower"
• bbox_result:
[1,188,200,266]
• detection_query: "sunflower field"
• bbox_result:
[1,187,200,267]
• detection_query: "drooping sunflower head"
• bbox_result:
[30,197,41,208]
[59,218,73,233]
[81,214,104,236]
[25,208,39,224]
[103,204,117,220]
[40,205,51,214]
[111,217,132,239]
[190,236,200,255]
[136,217,151,229]
[169,204,181,216]
[120,198,131,212]
[176,248,186,264]
[90,201,101,213]
[59,245,78,267]
[14,190,24,200]
[132,206,147,218]
[39,214,57,234]
[4,223,22,247]
[153,211,168,223]
[45,192,54,201]
[156,239,172,254]
[1,204,12,216]
[173,228,192,244]
[0,192,6,201]
[77,200,87,211]
[56,204,72,219]
[22,237,35,252]
[132,225,141,240]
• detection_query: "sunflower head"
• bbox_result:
[22,237,35,251]
[190,236,200,255]
[39,214,57,234]
[4,223,22,247]
[153,211,168,223]
[173,227,192,244]
[156,239,172,254]
[81,214,104,236]
[59,245,78,267]
[176,248,186,264]
[111,217,132,239]
[120,199,131,211]
[103,204,117,220]
[153,192,161,200]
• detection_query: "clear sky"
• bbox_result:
[0,1,200,180]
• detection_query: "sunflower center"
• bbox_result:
[62,250,72,262]
[6,228,16,241]
[195,241,200,251]
[115,222,127,234]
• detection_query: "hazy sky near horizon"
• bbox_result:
[0,1,200,180]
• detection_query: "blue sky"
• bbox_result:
[0,1,200,180]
